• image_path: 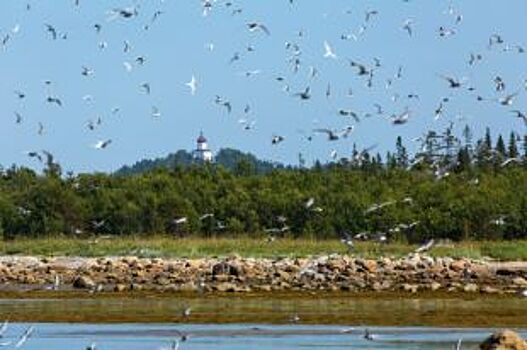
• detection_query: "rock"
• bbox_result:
[450,260,467,272]
[429,282,442,291]
[463,283,479,293]
[212,262,240,276]
[178,282,197,293]
[512,277,527,287]
[73,276,95,289]
[402,283,418,293]
[114,284,126,292]
[482,286,500,294]
[215,282,239,292]
[356,259,377,273]
[256,285,272,292]
[480,330,527,350]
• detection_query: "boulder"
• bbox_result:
[212,262,240,277]
[450,260,467,272]
[215,282,239,292]
[402,283,418,293]
[512,277,527,287]
[480,330,527,350]
[463,283,479,293]
[73,276,95,289]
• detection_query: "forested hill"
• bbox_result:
[116,148,285,175]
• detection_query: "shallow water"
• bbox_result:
[0,294,526,327]
[2,323,527,350]
[1,295,526,349]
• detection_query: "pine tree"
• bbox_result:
[484,127,492,150]
[508,132,519,158]
[472,128,492,168]
[462,124,473,148]
[386,152,396,169]
[456,147,471,172]
[496,134,506,156]
[395,136,408,168]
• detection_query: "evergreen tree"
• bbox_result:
[496,134,506,156]
[508,132,519,158]
[484,127,492,149]
[395,136,409,168]
[462,124,473,148]
[456,147,471,172]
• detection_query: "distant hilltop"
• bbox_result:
[116,148,285,176]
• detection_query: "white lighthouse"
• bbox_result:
[193,131,213,162]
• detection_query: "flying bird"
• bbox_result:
[247,22,270,35]
[272,135,284,145]
[323,41,337,59]
[93,139,112,150]
[293,87,311,100]
[44,24,57,39]
[439,75,462,88]
[415,239,435,253]
[140,82,151,94]
[46,96,63,106]
[186,75,197,95]
[511,110,527,125]
[402,19,413,36]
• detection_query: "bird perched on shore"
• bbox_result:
[339,232,354,252]
[363,328,375,341]
[181,306,191,319]
[289,314,300,323]
[174,329,190,342]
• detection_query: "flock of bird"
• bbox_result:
[1,0,525,172]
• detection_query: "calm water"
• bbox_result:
[0,296,525,349]
[2,323,527,350]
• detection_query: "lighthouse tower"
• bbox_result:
[193,131,213,162]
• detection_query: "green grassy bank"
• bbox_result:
[1,237,526,260]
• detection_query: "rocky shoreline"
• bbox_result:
[0,254,526,295]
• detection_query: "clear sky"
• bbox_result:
[1,1,526,173]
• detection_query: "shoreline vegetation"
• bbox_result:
[1,128,527,244]
[1,237,527,261]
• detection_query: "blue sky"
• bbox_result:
[1,1,526,173]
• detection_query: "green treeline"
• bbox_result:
[1,126,527,241]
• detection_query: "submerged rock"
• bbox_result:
[480,330,527,350]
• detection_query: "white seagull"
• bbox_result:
[93,139,112,150]
[323,41,337,59]
[186,75,197,95]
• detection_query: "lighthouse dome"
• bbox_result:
[197,133,207,143]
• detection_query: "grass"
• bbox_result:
[1,236,527,260]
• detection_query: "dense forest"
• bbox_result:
[1,126,527,242]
